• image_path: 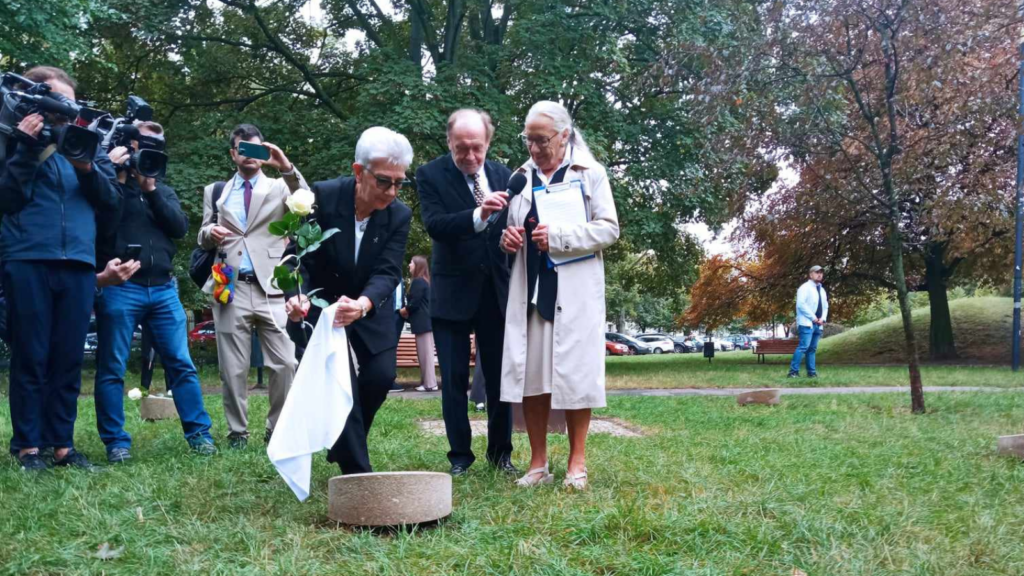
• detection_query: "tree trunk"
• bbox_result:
[887,213,925,413]
[923,243,958,361]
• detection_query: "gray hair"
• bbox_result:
[525,100,591,156]
[354,126,414,168]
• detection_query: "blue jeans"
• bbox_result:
[789,324,823,376]
[94,281,213,450]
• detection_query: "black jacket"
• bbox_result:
[293,176,412,355]
[97,178,188,286]
[415,155,511,321]
[406,277,432,334]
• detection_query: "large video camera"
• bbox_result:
[0,72,102,164]
[91,95,168,179]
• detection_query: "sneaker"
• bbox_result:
[389,383,403,392]
[807,373,819,379]
[107,447,132,464]
[228,434,248,450]
[190,439,218,456]
[53,448,101,471]
[787,372,800,378]
[264,429,273,444]
[17,451,49,472]
[474,402,486,412]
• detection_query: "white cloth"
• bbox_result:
[795,279,828,327]
[267,303,353,501]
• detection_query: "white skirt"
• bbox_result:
[523,310,554,398]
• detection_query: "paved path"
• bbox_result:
[394,386,1017,401]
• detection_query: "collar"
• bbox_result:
[235,171,262,187]
[518,143,597,175]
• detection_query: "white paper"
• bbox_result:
[267,303,354,501]
[534,181,594,265]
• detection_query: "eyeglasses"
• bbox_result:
[364,167,411,192]
[520,132,558,149]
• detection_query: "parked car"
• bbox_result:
[643,333,696,353]
[636,334,675,354]
[727,335,755,350]
[605,332,651,355]
[189,320,217,343]
[605,340,631,356]
[717,338,735,351]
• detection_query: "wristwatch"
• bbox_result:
[359,301,368,318]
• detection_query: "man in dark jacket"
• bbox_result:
[0,66,121,471]
[93,121,216,463]
[415,109,516,477]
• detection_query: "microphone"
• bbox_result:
[485,172,528,227]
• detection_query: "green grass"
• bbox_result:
[3,391,1024,574]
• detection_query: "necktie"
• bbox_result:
[815,284,823,319]
[471,173,485,206]
[243,179,253,218]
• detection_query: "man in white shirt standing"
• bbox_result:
[789,265,829,378]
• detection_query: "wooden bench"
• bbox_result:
[397,333,475,368]
[754,339,799,363]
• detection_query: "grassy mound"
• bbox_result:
[817,296,1013,365]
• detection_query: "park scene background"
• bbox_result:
[2,0,1024,574]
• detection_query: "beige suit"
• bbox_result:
[499,150,619,410]
[198,169,308,437]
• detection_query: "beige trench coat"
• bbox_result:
[499,149,620,410]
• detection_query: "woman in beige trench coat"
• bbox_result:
[499,101,619,490]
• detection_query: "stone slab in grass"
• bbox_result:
[328,472,451,526]
[736,388,782,406]
[418,417,642,438]
[997,434,1024,459]
[140,395,178,421]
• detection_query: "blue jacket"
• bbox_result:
[0,140,121,268]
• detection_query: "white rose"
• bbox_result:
[285,188,316,217]
[128,388,143,400]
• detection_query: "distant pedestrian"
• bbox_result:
[788,265,828,378]
[405,256,437,392]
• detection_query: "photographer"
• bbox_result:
[0,66,121,471]
[93,121,216,463]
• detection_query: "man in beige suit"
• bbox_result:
[198,124,308,449]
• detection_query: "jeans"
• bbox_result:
[789,324,823,376]
[5,260,95,453]
[94,281,213,450]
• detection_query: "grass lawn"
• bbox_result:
[3,390,1024,574]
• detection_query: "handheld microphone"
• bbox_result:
[485,172,528,227]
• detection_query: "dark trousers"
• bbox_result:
[5,260,95,452]
[434,280,512,468]
[326,332,395,475]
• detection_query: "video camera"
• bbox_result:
[91,95,168,179]
[0,72,103,164]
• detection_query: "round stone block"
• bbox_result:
[997,434,1024,459]
[736,388,782,406]
[328,472,452,526]
[140,395,179,421]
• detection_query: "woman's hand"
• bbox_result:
[334,296,371,327]
[285,295,310,322]
[531,224,549,252]
[502,226,525,254]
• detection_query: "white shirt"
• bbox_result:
[354,215,369,264]
[796,279,829,328]
[467,168,493,233]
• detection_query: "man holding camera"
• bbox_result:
[198,124,307,450]
[0,66,121,471]
[93,121,216,463]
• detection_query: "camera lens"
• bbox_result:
[56,125,99,162]
[133,149,167,179]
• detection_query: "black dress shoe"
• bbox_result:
[450,464,470,477]
[492,456,519,476]
[228,434,249,450]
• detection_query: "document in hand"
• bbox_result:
[534,180,596,266]
[267,303,354,501]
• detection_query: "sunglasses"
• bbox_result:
[364,167,411,192]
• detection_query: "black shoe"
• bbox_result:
[17,451,49,472]
[228,434,249,450]
[264,429,273,444]
[450,464,470,477]
[787,372,800,378]
[190,439,218,456]
[492,456,519,476]
[53,448,101,471]
[807,373,818,379]
[107,447,132,464]
[389,383,404,392]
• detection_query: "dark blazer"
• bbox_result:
[294,176,412,356]
[416,155,512,321]
[406,277,432,334]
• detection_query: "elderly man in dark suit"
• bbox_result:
[286,126,413,475]
[415,109,516,477]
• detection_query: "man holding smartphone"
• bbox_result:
[94,121,216,463]
[198,123,308,449]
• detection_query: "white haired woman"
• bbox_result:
[499,101,620,489]
[285,126,414,475]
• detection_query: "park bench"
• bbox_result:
[396,333,475,368]
[753,339,799,363]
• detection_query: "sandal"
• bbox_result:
[414,385,439,392]
[515,463,554,487]
[563,468,588,490]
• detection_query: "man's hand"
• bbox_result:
[97,258,141,288]
[286,295,311,322]
[16,114,44,139]
[210,226,232,245]
[108,146,130,166]
[334,295,372,327]
[399,307,409,319]
[502,226,525,254]
[531,224,550,252]
[136,172,157,193]
[263,142,293,173]
[479,191,509,220]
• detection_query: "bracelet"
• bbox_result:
[359,302,368,318]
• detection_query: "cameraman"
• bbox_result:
[0,66,121,471]
[92,121,216,463]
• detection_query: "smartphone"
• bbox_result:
[124,244,143,262]
[237,141,270,161]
